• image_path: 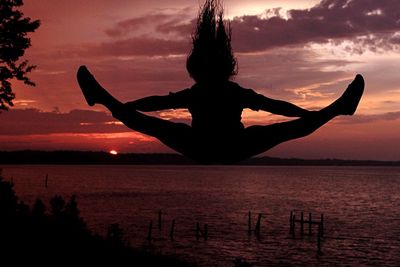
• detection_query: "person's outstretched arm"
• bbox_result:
[242,88,311,117]
[123,89,191,112]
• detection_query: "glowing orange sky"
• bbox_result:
[1,0,400,160]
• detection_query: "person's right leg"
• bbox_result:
[77,66,195,157]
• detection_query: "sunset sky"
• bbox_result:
[1,0,400,160]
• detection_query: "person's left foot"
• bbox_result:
[77,65,105,106]
[332,74,365,116]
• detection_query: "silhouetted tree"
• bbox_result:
[0,173,193,266]
[107,223,125,247]
[0,176,18,217]
[0,0,40,111]
[31,198,46,218]
[50,195,65,216]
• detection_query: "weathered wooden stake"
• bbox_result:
[196,222,200,240]
[248,211,252,235]
[158,210,162,231]
[289,211,293,234]
[320,213,324,237]
[317,223,322,253]
[169,219,175,240]
[147,220,153,241]
[255,213,262,237]
[300,211,304,237]
[204,224,208,240]
[292,215,296,238]
[309,213,312,235]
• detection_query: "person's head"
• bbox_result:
[186,0,237,84]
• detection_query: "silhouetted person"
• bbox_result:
[77,0,364,164]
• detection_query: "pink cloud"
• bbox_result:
[92,0,400,57]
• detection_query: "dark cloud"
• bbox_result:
[232,0,400,52]
[97,0,400,57]
[93,37,191,57]
[0,108,191,136]
[337,111,400,124]
[0,109,126,135]
[105,8,194,38]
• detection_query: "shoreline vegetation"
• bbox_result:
[0,150,399,166]
[0,171,194,266]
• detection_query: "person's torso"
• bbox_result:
[188,82,245,134]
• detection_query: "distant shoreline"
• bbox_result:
[1,150,399,166]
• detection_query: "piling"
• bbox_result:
[289,211,293,234]
[158,210,162,231]
[320,213,324,237]
[169,219,175,241]
[309,213,312,235]
[248,211,252,235]
[292,215,296,238]
[317,223,322,253]
[204,224,208,240]
[255,213,262,237]
[147,220,153,241]
[196,222,200,240]
[300,211,304,237]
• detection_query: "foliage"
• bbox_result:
[0,172,193,266]
[0,0,40,110]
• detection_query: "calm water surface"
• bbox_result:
[2,165,400,266]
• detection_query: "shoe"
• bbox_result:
[336,74,365,115]
[77,65,98,106]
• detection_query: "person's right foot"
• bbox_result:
[77,65,104,106]
[333,74,365,115]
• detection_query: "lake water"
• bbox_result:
[1,165,400,266]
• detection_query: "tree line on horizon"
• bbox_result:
[0,150,399,166]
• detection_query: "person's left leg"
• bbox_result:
[235,75,365,160]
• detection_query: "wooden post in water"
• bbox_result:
[196,222,200,240]
[320,213,324,237]
[204,224,208,240]
[248,211,252,235]
[255,213,262,238]
[309,213,312,235]
[289,211,293,234]
[158,210,162,231]
[317,222,322,253]
[292,215,296,238]
[147,220,153,241]
[169,219,175,241]
[300,211,304,237]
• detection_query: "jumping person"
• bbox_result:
[77,0,364,164]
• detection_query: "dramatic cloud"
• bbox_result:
[89,0,400,57]
[105,8,194,38]
[0,109,125,135]
[0,108,192,136]
[232,0,400,53]
[336,111,400,124]
[91,37,191,57]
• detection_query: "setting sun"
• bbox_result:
[109,150,118,155]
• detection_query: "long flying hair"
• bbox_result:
[186,0,237,83]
